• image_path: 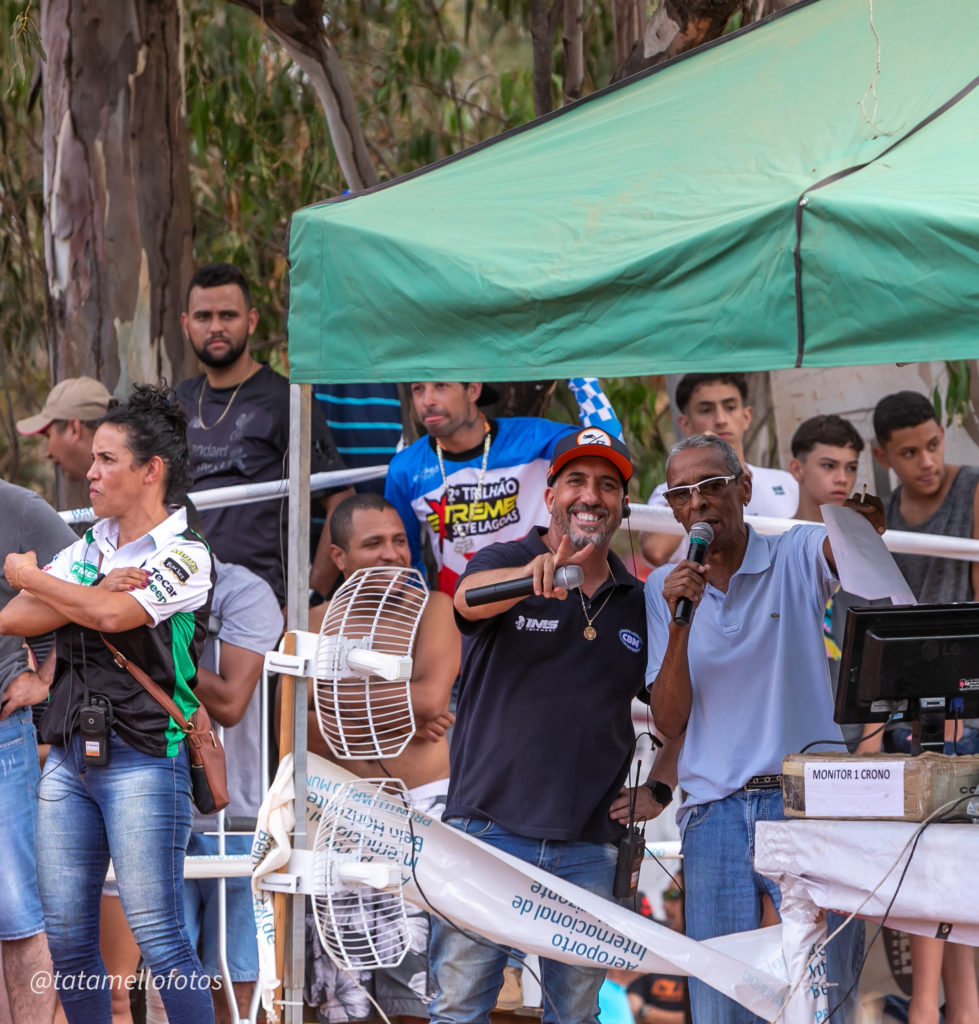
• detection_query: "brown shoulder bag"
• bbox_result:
[101,635,229,814]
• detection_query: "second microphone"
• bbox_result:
[673,521,714,626]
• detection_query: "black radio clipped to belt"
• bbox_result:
[80,694,113,766]
[613,826,645,900]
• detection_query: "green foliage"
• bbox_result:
[0,0,645,490]
[549,376,670,502]
[0,0,52,487]
[183,2,347,354]
[7,0,43,85]
[933,360,972,428]
[601,376,671,502]
[182,0,542,353]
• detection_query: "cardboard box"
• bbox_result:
[782,752,979,821]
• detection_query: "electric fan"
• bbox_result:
[310,775,415,970]
[311,565,428,760]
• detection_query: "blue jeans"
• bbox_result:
[0,706,45,939]
[37,732,215,1024]
[681,789,863,1024]
[429,816,618,1024]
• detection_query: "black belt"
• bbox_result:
[743,774,782,791]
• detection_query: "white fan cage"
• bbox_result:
[313,566,428,760]
[311,777,414,970]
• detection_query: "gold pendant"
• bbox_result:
[583,625,597,641]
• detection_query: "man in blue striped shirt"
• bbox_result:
[314,384,404,496]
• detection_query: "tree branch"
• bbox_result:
[562,0,584,104]
[228,0,379,191]
[529,0,555,117]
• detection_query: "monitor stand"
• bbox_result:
[913,696,948,754]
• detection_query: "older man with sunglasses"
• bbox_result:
[644,434,884,1024]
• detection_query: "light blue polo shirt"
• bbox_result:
[645,524,844,822]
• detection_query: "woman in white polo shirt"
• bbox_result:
[0,383,215,1024]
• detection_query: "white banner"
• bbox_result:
[252,756,838,1024]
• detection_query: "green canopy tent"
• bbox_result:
[287,0,979,383]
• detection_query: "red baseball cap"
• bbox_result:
[547,428,633,485]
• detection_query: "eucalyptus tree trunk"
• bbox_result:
[41,0,194,400]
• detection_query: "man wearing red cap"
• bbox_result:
[428,428,667,1024]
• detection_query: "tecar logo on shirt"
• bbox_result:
[163,556,190,583]
[425,476,521,542]
[148,568,177,603]
[70,560,100,585]
[514,614,559,632]
[618,629,642,653]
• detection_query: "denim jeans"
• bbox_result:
[681,789,863,1024]
[0,706,45,939]
[37,732,215,1024]
[429,816,618,1024]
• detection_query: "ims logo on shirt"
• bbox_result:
[514,615,559,632]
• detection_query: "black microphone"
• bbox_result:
[465,564,584,607]
[673,522,714,627]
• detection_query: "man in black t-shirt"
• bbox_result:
[429,429,668,1024]
[177,263,353,605]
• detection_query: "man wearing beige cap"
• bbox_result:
[16,377,113,483]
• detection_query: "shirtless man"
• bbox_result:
[306,492,460,1024]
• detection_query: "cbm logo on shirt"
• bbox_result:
[619,629,642,652]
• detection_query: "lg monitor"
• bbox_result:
[835,603,979,751]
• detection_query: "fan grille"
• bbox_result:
[311,778,413,970]
[313,567,428,759]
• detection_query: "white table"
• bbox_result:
[755,819,979,946]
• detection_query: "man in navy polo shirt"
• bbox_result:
[430,428,664,1024]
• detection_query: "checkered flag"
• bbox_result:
[568,377,624,441]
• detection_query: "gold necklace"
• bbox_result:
[197,372,249,431]
[579,575,614,640]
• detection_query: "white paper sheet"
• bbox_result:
[803,760,905,818]
[821,505,916,604]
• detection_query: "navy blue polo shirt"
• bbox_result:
[447,528,646,843]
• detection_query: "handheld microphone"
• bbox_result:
[673,522,714,627]
[465,564,584,607]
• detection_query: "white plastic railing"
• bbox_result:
[627,503,979,562]
[61,470,979,563]
[58,464,390,525]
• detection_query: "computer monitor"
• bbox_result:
[835,603,979,750]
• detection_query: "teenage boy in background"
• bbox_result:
[873,390,979,604]
[788,414,867,750]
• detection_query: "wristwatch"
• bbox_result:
[645,779,673,806]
